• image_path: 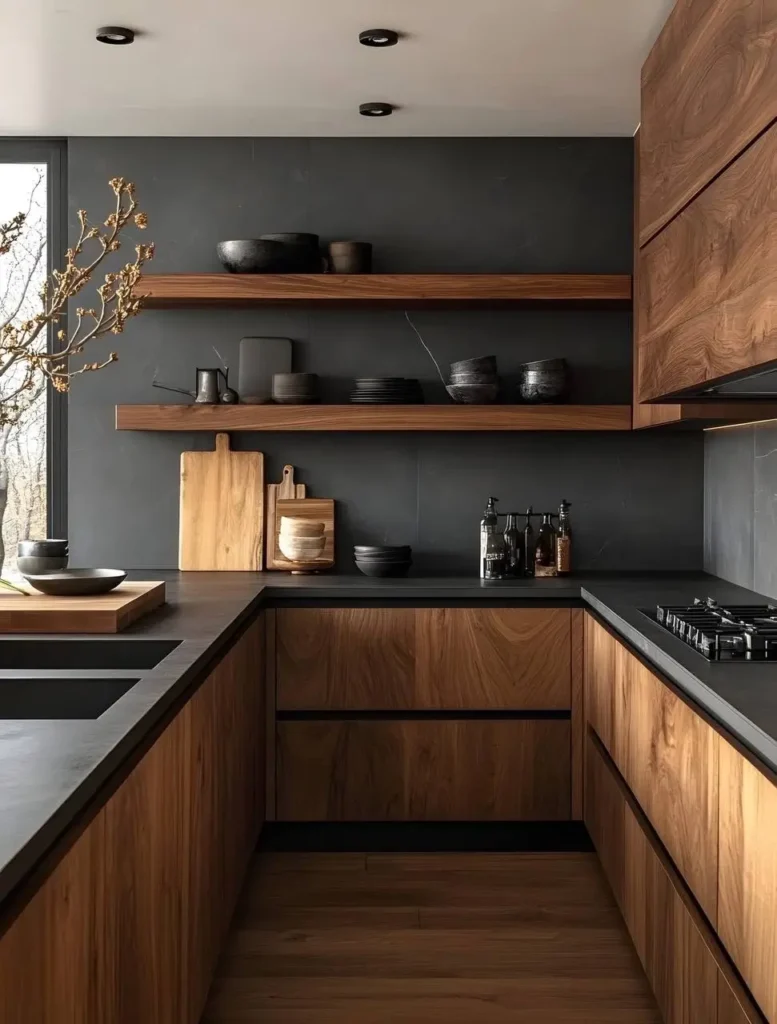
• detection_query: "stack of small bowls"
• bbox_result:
[279,518,326,564]
[272,373,319,404]
[17,538,69,574]
[354,545,412,578]
[446,356,500,404]
[517,358,569,403]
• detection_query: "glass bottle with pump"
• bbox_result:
[503,514,523,578]
[522,507,536,577]
[480,497,500,579]
[534,513,558,577]
[556,499,572,576]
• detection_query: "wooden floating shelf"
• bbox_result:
[633,402,777,430]
[116,404,633,432]
[136,273,632,307]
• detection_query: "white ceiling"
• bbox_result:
[1,0,675,137]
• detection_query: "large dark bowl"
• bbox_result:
[354,545,411,556]
[518,358,569,403]
[451,356,497,375]
[22,568,127,596]
[217,239,284,274]
[446,383,499,404]
[355,560,411,578]
[260,233,321,272]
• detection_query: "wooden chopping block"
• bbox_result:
[265,465,306,569]
[179,433,264,570]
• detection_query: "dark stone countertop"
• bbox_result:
[1,569,776,913]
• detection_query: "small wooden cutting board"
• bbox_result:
[265,465,306,569]
[180,433,264,570]
[0,581,166,634]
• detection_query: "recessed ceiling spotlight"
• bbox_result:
[96,26,135,45]
[359,28,399,48]
[359,102,394,117]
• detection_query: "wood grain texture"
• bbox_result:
[586,735,762,1024]
[633,402,777,430]
[264,464,305,570]
[276,719,571,821]
[637,122,777,402]
[570,609,584,819]
[584,612,616,752]
[269,497,335,571]
[265,608,277,821]
[0,581,165,634]
[203,851,660,1023]
[179,432,264,570]
[639,0,777,245]
[116,403,633,432]
[276,607,570,710]
[718,738,777,1023]
[137,272,632,306]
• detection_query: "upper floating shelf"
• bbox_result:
[136,273,632,308]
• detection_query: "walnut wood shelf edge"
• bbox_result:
[115,404,633,432]
[633,402,777,430]
[136,273,632,306]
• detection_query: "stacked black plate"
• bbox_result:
[354,545,412,578]
[350,378,423,404]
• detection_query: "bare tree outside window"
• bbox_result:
[0,164,47,574]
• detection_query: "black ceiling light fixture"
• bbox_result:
[96,25,135,45]
[359,28,399,48]
[359,102,394,118]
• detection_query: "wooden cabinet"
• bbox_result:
[0,614,264,1024]
[586,734,762,1024]
[277,607,571,710]
[584,614,719,924]
[719,738,777,1024]
[277,719,571,821]
[639,0,777,246]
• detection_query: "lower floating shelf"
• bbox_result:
[115,404,632,432]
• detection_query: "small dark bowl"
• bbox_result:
[17,555,68,574]
[451,356,497,375]
[518,359,569,403]
[354,554,413,564]
[355,560,412,578]
[260,233,321,272]
[354,545,411,555]
[217,239,285,274]
[22,568,127,596]
[449,371,498,385]
[446,383,500,404]
[17,538,69,557]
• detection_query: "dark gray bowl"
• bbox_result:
[446,383,499,404]
[22,568,127,596]
[355,560,411,578]
[216,239,285,274]
[451,356,497,374]
[260,233,321,272]
[518,359,569,403]
[17,538,68,557]
[17,555,68,575]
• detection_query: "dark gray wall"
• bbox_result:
[67,137,703,572]
[705,422,777,599]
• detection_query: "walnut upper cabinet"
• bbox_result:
[639,0,777,247]
[276,607,571,711]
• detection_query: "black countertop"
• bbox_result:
[2,570,776,913]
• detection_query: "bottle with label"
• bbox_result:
[503,514,523,578]
[479,497,499,578]
[556,499,572,576]
[534,513,558,577]
[523,507,536,577]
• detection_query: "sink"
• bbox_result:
[0,677,138,719]
[0,639,180,671]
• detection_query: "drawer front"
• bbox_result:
[277,607,570,710]
[277,719,571,821]
[586,735,760,1024]
[719,739,777,1024]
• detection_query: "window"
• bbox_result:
[0,142,65,574]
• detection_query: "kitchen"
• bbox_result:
[1,0,777,1021]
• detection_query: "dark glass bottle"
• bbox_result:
[523,507,536,577]
[556,499,572,576]
[503,514,523,578]
[534,513,558,577]
[479,497,499,579]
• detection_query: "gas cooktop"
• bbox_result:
[654,598,777,661]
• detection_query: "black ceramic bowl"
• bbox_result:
[518,358,569,403]
[17,538,69,557]
[355,560,411,578]
[260,233,321,272]
[216,239,285,274]
[451,356,497,375]
[354,545,411,556]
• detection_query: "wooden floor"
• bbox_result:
[203,851,660,1023]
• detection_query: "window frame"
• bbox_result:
[0,138,67,540]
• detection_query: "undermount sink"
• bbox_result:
[0,639,180,671]
[0,677,138,719]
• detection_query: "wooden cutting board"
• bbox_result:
[265,465,306,569]
[270,497,335,571]
[180,433,264,570]
[0,581,165,634]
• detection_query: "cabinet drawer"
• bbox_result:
[584,614,719,924]
[277,607,571,710]
[586,734,761,1024]
[277,719,571,821]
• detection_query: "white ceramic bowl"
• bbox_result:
[280,517,325,538]
[279,535,325,562]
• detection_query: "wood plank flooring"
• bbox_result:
[203,852,660,1022]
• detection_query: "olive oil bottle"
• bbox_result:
[556,499,572,576]
[534,513,558,577]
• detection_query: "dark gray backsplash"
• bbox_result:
[67,137,703,571]
[705,422,777,599]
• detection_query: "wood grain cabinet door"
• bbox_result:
[584,612,617,751]
[640,0,777,246]
[718,739,777,1024]
[277,719,571,821]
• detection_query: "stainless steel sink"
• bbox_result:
[0,639,180,671]
[0,677,138,719]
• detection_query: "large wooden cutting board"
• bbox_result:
[265,465,306,569]
[0,581,165,634]
[180,433,264,570]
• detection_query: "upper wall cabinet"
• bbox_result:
[639,0,777,247]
